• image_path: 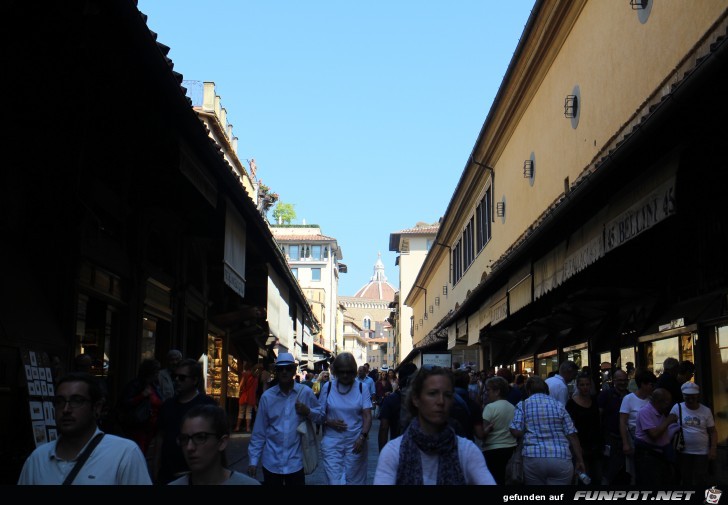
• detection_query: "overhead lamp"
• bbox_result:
[630,0,648,9]
[564,95,578,119]
[419,319,423,326]
[523,159,534,178]
[429,305,434,313]
[442,285,448,296]
[496,201,506,217]
[435,296,440,306]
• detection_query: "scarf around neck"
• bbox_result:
[395,417,466,485]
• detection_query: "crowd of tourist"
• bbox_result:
[17,349,715,487]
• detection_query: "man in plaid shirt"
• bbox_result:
[510,376,586,485]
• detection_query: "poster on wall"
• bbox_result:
[20,347,55,447]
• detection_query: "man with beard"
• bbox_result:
[18,372,151,484]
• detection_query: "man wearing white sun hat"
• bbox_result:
[247,352,321,485]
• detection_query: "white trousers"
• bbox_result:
[320,433,368,485]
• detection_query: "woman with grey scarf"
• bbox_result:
[373,366,496,485]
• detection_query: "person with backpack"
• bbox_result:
[316,352,372,485]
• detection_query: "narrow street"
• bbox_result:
[227,417,382,485]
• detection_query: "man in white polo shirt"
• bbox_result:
[545,360,579,407]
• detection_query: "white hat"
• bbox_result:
[275,352,296,367]
[681,382,700,395]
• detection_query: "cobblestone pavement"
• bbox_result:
[227,418,382,485]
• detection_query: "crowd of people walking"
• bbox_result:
[17,349,717,487]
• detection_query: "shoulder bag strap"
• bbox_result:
[678,403,683,429]
[62,433,105,485]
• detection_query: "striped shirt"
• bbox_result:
[509,393,577,459]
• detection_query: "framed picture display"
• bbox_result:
[29,401,44,420]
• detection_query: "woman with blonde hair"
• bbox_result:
[374,366,496,485]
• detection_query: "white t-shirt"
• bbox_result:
[670,402,715,455]
[620,393,649,433]
[374,435,496,485]
[319,380,372,440]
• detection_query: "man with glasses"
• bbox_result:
[247,352,321,485]
[18,372,152,484]
[152,358,216,484]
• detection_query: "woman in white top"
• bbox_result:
[315,352,372,485]
[619,369,657,484]
[374,366,496,485]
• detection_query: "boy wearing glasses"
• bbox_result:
[152,358,216,484]
[18,372,152,485]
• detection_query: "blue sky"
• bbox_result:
[138,1,535,296]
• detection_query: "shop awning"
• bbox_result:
[639,292,725,343]
[313,342,334,356]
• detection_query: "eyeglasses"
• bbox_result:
[336,369,356,375]
[172,373,192,381]
[176,432,220,446]
[277,365,297,373]
[53,395,91,409]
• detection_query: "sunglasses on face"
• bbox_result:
[277,365,297,373]
[173,373,192,381]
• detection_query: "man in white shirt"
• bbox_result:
[545,360,578,407]
[356,366,377,409]
[247,353,321,485]
[18,372,152,485]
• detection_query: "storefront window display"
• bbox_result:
[517,357,534,375]
[563,343,589,370]
[644,333,694,376]
[536,350,558,379]
[709,324,728,448]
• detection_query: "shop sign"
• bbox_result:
[658,318,685,332]
[604,176,676,253]
[422,353,452,368]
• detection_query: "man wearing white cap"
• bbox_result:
[247,352,321,485]
[669,381,717,486]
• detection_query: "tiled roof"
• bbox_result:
[394,224,440,235]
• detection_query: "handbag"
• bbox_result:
[672,403,685,453]
[296,386,319,475]
[505,400,526,485]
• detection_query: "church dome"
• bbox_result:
[353,253,396,301]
